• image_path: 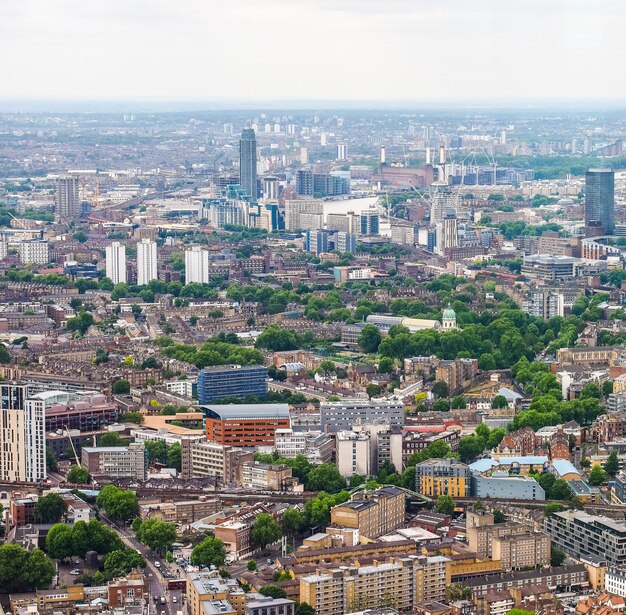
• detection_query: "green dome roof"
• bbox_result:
[442,304,456,319]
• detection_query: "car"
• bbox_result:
[70,569,81,575]
[154,561,161,568]
[267,559,274,565]
[172,597,178,603]
[153,596,160,603]
[160,597,166,605]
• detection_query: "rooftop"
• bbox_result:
[199,403,290,420]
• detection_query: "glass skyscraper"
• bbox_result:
[239,128,257,202]
[585,168,614,235]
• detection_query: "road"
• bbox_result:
[98,512,183,615]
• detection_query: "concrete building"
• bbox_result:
[185,246,210,284]
[284,199,324,231]
[330,486,406,539]
[585,168,615,235]
[105,241,127,284]
[56,176,81,221]
[19,240,49,265]
[136,238,157,286]
[544,510,626,567]
[239,128,258,201]
[139,498,221,524]
[197,364,268,404]
[606,568,626,597]
[202,403,290,447]
[274,429,334,464]
[491,531,551,570]
[299,555,451,615]
[81,442,146,480]
[181,438,253,482]
[471,473,545,500]
[320,399,404,432]
[241,461,300,491]
[0,383,46,483]
[336,430,372,477]
[415,458,469,498]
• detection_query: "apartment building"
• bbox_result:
[241,461,301,491]
[415,458,470,498]
[320,399,404,432]
[246,598,295,615]
[299,555,451,615]
[274,428,334,464]
[139,498,221,524]
[467,515,528,560]
[544,510,626,567]
[81,442,146,480]
[330,486,405,539]
[197,365,268,404]
[187,572,248,615]
[181,439,253,483]
[491,531,551,570]
[214,504,274,559]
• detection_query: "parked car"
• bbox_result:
[70,569,81,575]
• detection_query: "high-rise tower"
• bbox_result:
[239,128,257,201]
[105,241,127,285]
[136,239,157,286]
[585,168,614,236]
[56,176,81,221]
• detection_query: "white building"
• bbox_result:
[185,246,209,284]
[336,430,372,478]
[0,384,46,483]
[606,568,626,597]
[105,241,127,284]
[19,240,49,265]
[165,379,195,398]
[136,238,157,286]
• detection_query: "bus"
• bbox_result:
[167,579,187,591]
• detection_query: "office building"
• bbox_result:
[139,499,221,524]
[262,176,279,200]
[81,442,146,480]
[274,429,334,464]
[415,458,470,498]
[585,168,614,235]
[185,245,210,284]
[521,254,578,281]
[306,229,332,254]
[197,364,268,403]
[105,241,127,284]
[296,171,349,197]
[19,240,49,265]
[56,176,81,221]
[330,486,406,539]
[136,238,157,286]
[202,403,290,447]
[337,143,348,160]
[544,510,626,566]
[336,430,372,477]
[437,213,459,254]
[471,474,545,500]
[0,383,46,483]
[321,399,404,432]
[239,128,258,201]
[335,231,357,253]
[241,461,299,491]
[359,209,380,235]
[284,199,324,230]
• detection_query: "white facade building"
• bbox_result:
[136,238,158,286]
[185,246,209,284]
[19,240,49,265]
[105,241,127,284]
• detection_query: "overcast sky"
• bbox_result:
[0,0,622,103]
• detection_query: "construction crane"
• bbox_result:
[64,426,81,466]
[92,177,100,209]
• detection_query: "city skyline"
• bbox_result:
[1,0,624,103]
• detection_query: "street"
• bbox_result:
[98,512,184,615]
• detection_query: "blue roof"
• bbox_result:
[469,456,549,472]
[552,459,581,477]
[469,458,499,472]
[497,387,523,400]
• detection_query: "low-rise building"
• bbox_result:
[81,442,146,480]
[241,461,302,491]
[139,498,221,524]
[415,458,470,498]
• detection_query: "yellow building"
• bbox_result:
[415,458,470,498]
[187,573,248,615]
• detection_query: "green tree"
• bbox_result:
[432,381,449,399]
[247,559,257,571]
[255,325,299,352]
[306,464,346,492]
[34,493,68,524]
[0,344,11,364]
[588,464,607,486]
[544,502,566,516]
[493,509,506,524]
[46,523,74,560]
[46,447,58,472]
[366,383,383,399]
[295,603,315,615]
[0,545,54,592]
[251,513,282,549]
[603,380,614,398]
[491,395,508,409]
[103,549,146,579]
[358,324,382,353]
[67,465,90,484]
[136,518,177,554]
[450,395,466,409]
[190,536,226,568]
[605,451,620,477]
[378,357,394,374]
[167,443,182,471]
[435,495,455,515]
[282,508,305,536]
[144,440,167,465]
[98,431,124,447]
[119,411,144,425]
[458,435,485,463]
[550,546,566,567]
[97,485,138,521]
[259,585,287,599]
[112,380,131,395]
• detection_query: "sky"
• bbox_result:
[0,0,622,104]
